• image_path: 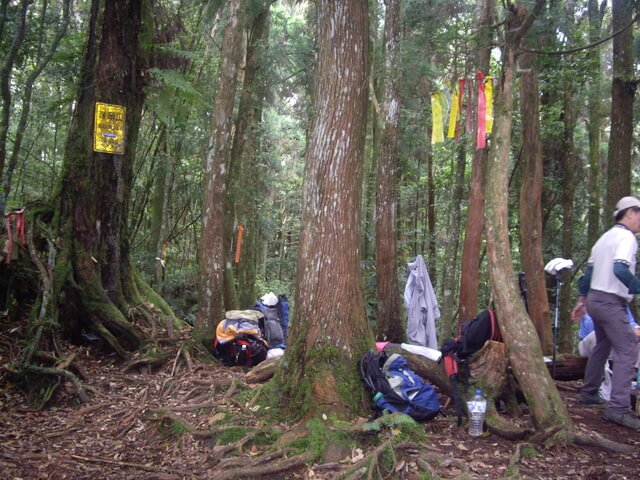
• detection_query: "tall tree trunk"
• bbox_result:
[196,0,245,343]
[586,0,605,247]
[235,4,272,309]
[485,0,572,431]
[276,0,372,420]
[375,0,403,343]
[605,0,635,214]
[54,0,175,357]
[459,0,493,322]
[518,51,551,354]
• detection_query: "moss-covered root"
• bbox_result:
[485,403,533,440]
[24,364,90,404]
[132,266,182,329]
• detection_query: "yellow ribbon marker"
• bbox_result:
[447,85,459,139]
[485,76,494,134]
[431,92,445,144]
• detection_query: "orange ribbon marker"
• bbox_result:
[234,224,244,263]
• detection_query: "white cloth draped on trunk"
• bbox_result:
[404,255,440,349]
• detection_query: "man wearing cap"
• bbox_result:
[572,196,640,430]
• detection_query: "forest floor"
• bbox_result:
[1,329,639,480]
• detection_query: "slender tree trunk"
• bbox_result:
[485,0,573,431]
[196,0,245,343]
[558,2,578,354]
[459,0,493,322]
[426,124,436,278]
[518,51,552,354]
[605,0,635,213]
[441,141,465,337]
[586,0,605,247]
[375,0,403,343]
[276,0,372,421]
[235,5,272,309]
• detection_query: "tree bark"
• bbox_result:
[196,0,245,343]
[605,0,635,214]
[484,1,573,431]
[375,0,404,343]
[276,0,372,421]
[518,50,551,354]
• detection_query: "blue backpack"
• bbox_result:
[255,293,290,347]
[359,350,440,421]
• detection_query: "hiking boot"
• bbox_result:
[603,409,640,430]
[580,391,607,406]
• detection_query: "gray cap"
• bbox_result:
[614,196,640,217]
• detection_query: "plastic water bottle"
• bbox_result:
[467,389,487,437]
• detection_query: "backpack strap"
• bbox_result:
[488,309,501,342]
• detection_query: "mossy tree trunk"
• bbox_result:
[53,0,175,358]
[196,0,245,343]
[484,0,573,431]
[276,0,373,421]
[374,0,404,343]
[518,50,551,354]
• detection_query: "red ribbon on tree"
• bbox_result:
[476,71,487,149]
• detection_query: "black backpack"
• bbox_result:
[440,309,501,424]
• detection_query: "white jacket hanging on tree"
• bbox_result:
[404,255,440,349]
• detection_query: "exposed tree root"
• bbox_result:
[23,364,90,403]
[245,357,281,384]
[210,450,314,480]
[122,343,168,373]
[342,438,397,479]
[485,405,532,440]
[571,430,635,454]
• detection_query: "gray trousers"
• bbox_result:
[583,290,639,413]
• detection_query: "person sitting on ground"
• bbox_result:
[572,307,640,400]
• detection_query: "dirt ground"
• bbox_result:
[1,332,639,480]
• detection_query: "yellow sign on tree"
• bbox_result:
[94,102,126,154]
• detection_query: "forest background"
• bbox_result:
[0,0,639,444]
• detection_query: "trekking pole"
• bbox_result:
[552,273,562,380]
[544,258,574,381]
